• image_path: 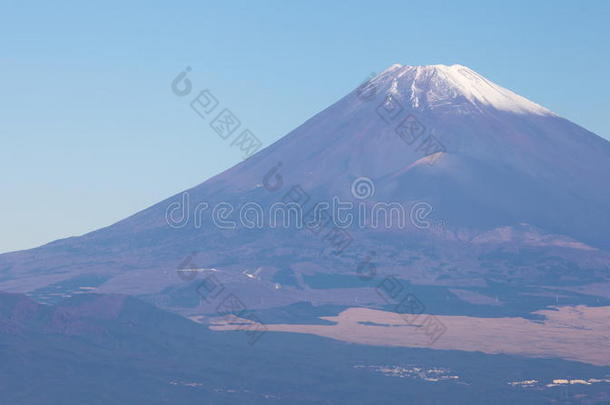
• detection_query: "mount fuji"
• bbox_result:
[1,64,609,319]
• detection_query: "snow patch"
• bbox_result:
[373,64,554,116]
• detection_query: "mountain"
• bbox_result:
[2,291,610,405]
[0,64,609,319]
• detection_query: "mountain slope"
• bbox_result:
[2,292,610,405]
[0,64,608,314]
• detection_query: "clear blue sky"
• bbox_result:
[1,0,609,253]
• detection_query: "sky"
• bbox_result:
[1,0,609,253]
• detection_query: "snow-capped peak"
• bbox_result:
[372,64,554,116]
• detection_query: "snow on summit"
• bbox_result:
[372,64,554,116]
